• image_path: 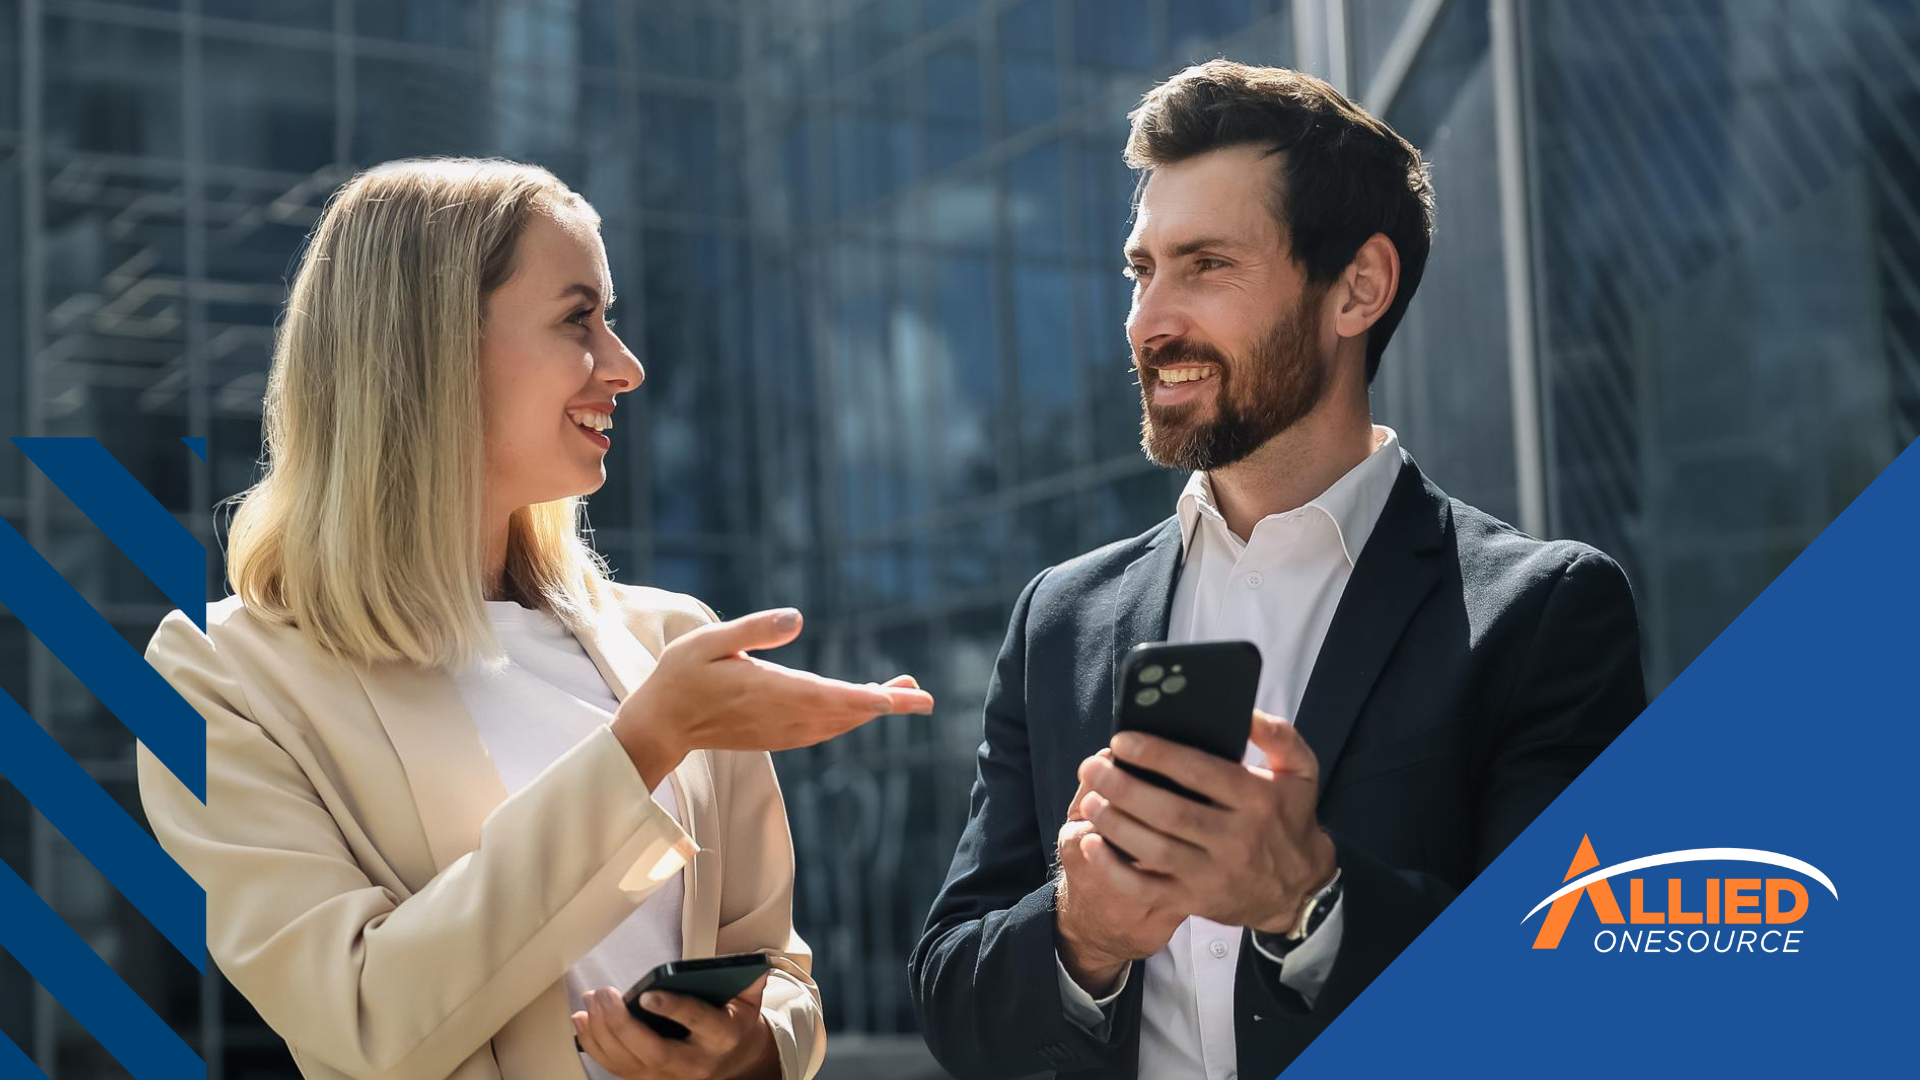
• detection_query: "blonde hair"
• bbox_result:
[224,157,620,670]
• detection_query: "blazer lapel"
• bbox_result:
[571,603,716,956]
[350,660,507,877]
[1293,452,1451,791]
[1109,518,1185,729]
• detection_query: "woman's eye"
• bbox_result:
[567,308,595,328]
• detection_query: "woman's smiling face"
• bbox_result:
[479,207,644,515]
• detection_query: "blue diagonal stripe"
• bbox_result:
[0,688,206,971]
[180,437,205,462]
[13,438,205,633]
[0,861,204,1079]
[0,519,206,799]
[0,1029,51,1080]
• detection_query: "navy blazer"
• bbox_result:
[909,451,1647,1079]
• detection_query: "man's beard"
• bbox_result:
[1136,294,1329,472]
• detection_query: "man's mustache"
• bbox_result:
[1137,338,1230,373]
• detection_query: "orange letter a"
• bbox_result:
[1531,835,1626,949]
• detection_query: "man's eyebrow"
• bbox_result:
[1123,235,1246,262]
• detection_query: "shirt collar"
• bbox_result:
[1175,425,1404,568]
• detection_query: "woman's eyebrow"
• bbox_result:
[554,283,604,306]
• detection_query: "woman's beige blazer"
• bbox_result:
[135,584,824,1080]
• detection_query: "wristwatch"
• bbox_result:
[1252,867,1343,961]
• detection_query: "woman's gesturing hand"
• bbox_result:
[611,608,934,786]
[573,974,778,1080]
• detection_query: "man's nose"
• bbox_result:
[1127,279,1188,356]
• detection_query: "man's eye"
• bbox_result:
[1123,264,1151,280]
[1194,258,1223,272]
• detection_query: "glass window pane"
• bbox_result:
[1168,0,1258,52]
[349,56,487,161]
[43,17,183,160]
[202,37,334,173]
[930,253,1001,501]
[1013,262,1078,477]
[926,42,984,172]
[1526,0,1916,691]
[1374,21,1516,526]
[999,0,1060,134]
[353,0,488,49]
[202,0,332,30]
[1006,139,1068,258]
[0,0,19,133]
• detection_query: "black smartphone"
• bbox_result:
[1111,640,1262,806]
[574,953,771,1049]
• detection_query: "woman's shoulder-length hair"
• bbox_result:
[221,156,620,671]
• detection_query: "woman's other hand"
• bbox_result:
[572,974,778,1080]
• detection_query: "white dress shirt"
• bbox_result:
[453,600,685,1080]
[1056,426,1404,1079]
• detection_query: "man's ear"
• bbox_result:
[1332,233,1400,342]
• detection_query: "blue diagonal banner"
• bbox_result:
[0,688,206,969]
[0,520,206,799]
[0,861,203,1079]
[0,436,208,1077]
[13,438,206,632]
[1288,438,1920,1074]
[0,1026,49,1080]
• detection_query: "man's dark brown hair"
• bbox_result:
[1125,59,1435,384]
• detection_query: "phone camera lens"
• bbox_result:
[1161,675,1187,694]
[1134,687,1162,707]
[1139,665,1165,685]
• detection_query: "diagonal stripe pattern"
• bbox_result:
[13,438,208,633]
[0,688,207,969]
[0,861,204,1079]
[0,437,209,1076]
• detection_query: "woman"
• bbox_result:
[136,158,933,1080]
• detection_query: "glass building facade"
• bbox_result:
[2,0,1916,1075]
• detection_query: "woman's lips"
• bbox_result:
[573,420,611,449]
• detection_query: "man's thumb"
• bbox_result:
[1249,710,1313,776]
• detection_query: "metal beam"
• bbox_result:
[1491,0,1549,538]
[1363,0,1451,115]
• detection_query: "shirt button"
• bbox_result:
[1245,572,1264,589]
[1210,939,1229,959]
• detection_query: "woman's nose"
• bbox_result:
[602,336,644,391]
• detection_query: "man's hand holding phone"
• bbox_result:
[1054,748,1187,997]
[1077,710,1337,936]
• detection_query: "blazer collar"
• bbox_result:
[1108,449,1450,787]
[1292,449,1450,787]
[1110,517,1186,715]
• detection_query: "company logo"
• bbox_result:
[1523,835,1838,954]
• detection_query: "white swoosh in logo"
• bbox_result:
[1522,848,1838,925]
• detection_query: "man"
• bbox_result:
[908,61,1645,1080]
